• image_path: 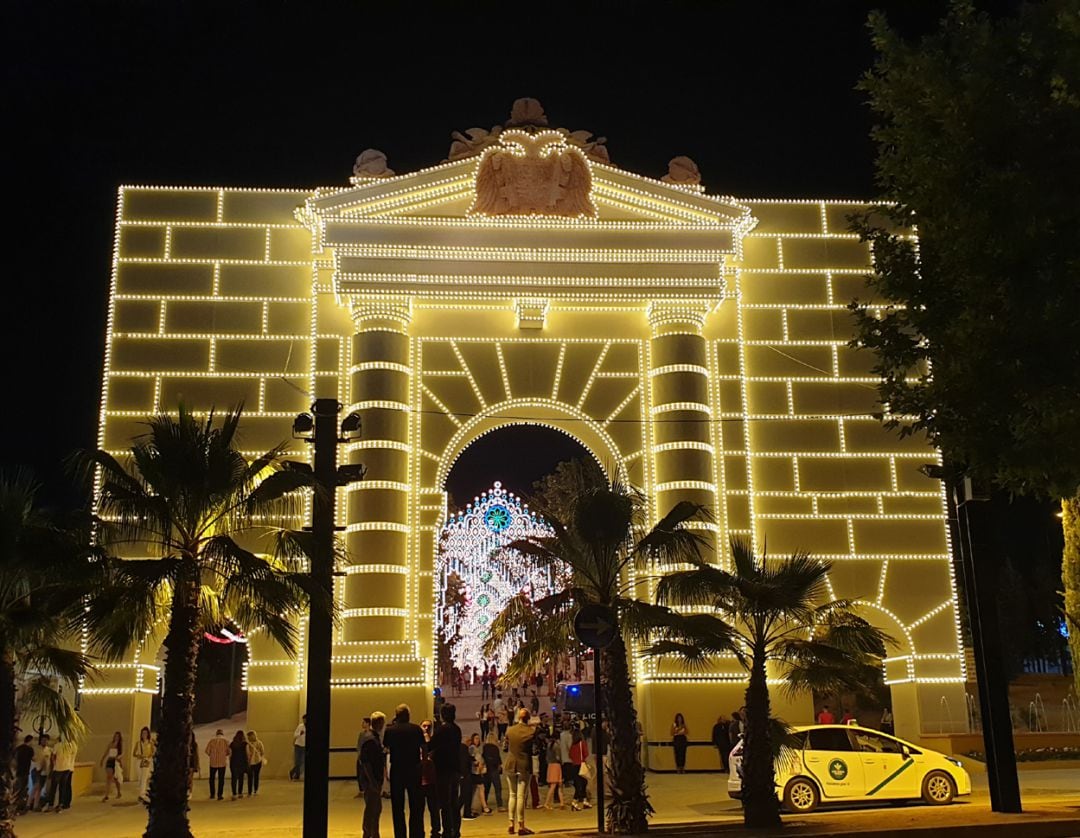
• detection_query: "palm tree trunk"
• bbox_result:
[1062,492,1080,699]
[741,645,781,828]
[144,573,200,838]
[0,649,16,838]
[600,633,651,834]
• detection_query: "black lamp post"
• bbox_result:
[291,398,365,837]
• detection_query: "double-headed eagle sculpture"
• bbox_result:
[468,128,597,219]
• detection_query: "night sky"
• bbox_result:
[5,0,1023,518]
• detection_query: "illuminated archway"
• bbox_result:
[436,481,562,675]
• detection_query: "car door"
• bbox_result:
[850,729,918,800]
[802,728,865,798]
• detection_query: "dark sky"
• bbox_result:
[2,0,984,508]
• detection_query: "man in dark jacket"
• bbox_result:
[383,704,427,838]
[428,703,462,838]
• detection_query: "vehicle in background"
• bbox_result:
[727,724,971,813]
[554,681,595,718]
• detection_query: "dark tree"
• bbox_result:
[851,0,1080,692]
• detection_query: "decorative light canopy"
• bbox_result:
[437,481,565,673]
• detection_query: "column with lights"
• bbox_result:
[643,302,725,771]
[340,298,427,694]
[647,302,719,556]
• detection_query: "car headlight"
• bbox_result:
[945,757,963,768]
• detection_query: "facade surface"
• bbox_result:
[89,119,967,774]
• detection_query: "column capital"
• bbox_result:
[350,298,412,332]
[646,301,712,336]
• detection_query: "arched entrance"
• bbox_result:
[436,481,558,683]
[434,424,603,705]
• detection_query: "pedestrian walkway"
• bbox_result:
[12,763,1079,837]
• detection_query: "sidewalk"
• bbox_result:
[12,771,1080,838]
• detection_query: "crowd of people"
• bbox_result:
[203,727,267,800]
[11,732,79,816]
[355,693,601,838]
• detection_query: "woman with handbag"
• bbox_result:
[569,729,591,811]
[246,731,266,796]
[134,727,155,803]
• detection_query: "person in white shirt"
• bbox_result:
[50,737,78,811]
[289,715,307,780]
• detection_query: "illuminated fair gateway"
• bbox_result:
[438,481,562,675]
[88,99,967,775]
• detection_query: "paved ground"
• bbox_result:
[14,765,1080,837]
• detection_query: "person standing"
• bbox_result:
[504,708,536,835]
[383,703,426,838]
[470,738,492,816]
[361,712,387,838]
[289,715,307,780]
[49,736,77,813]
[881,706,895,735]
[246,731,265,796]
[229,730,249,800]
[205,728,229,800]
[14,735,34,814]
[481,731,504,813]
[134,726,155,803]
[568,729,590,811]
[100,731,123,802]
[816,704,835,724]
[559,724,574,793]
[711,715,730,773]
[419,719,440,838]
[543,731,564,809]
[429,703,462,838]
[494,696,509,741]
[728,711,743,742]
[671,713,689,773]
[357,717,373,797]
[30,734,52,811]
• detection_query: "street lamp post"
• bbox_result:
[952,478,1022,813]
[292,398,365,838]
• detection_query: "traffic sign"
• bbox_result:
[574,603,617,649]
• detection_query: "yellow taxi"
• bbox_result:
[727,724,971,813]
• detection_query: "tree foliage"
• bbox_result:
[646,538,892,828]
[0,469,97,837]
[483,473,713,833]
[76,405,328,838]
[851,0,1080,690]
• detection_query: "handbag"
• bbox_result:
[115,762,125,783]
[578,759,592,781]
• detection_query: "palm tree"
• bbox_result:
[484,478,712,834]
[646,537,892,829]
[0,470,96,837]
[77,406,328,838]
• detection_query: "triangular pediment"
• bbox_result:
[305,157,754,229]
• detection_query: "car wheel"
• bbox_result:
[921,771,956,805]
[783,777,820,813]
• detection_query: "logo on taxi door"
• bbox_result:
[828,759,848,781]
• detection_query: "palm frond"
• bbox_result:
[655,565,737,608]
[81,557,177,661]
[16,645,94,687]
[640,639,718,672]
[19,677,88,743]
[635,500,713,567]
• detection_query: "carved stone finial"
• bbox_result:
[661,155,701,185]
[352,149,395,180]
[506,97,548,127]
